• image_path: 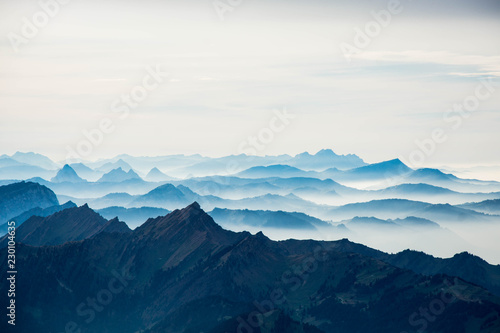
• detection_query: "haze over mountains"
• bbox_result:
[1,150,500,264]
[1,149,500,332]
[2,0,498,329]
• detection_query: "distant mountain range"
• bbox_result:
[0,149,367,179]
[96,158,133,173]
[329,198,500,224]
[289,149,366,170]
[2,151,500,197]
[97,206,170,228]
[459,198,500,215]
[3,150,500,332]
[169,149,367,177]
[1,203,499,332]
[97,167,142,183]
[1,150,500,266]
[237,164,307,178]
[209,208,340,231]
[1,152,59,170]
[47,181,500,226]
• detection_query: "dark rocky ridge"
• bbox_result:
[0,204,131,247]
[0,203,499,332]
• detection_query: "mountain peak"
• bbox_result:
[127,169,140,176]
[254,231,270,241]
[100,217,132,234]
[98,167,142,183]
[351,158,412,175]
[97,159,133,173]
[452,251,482,261]
[51,164,85,183]
[137,202,212,231]
[382,158,408,167]
[80,203,91,210]
[187,201,201,210]
[133,203,230,248]
[145,167,171,182]
[316,148,338,156]
[291,149,366,171]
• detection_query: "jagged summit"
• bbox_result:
[97,167,142,183]
[51,164,85,183]
[97,158,133,173]
[145,167,171,182]
[101,217,132,234]
[291,148,367,171]
[0,204,107,246]
[0,203,134,247]
[108,216,119,223]
[134,201,224,240]
[188,201,201,210]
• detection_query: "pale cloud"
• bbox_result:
[352,50,500,77]
[0,0,499,169]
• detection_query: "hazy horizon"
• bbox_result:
[1,0,499,170]
[5,149,500,182]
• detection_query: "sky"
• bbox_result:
[0,0,499,169]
